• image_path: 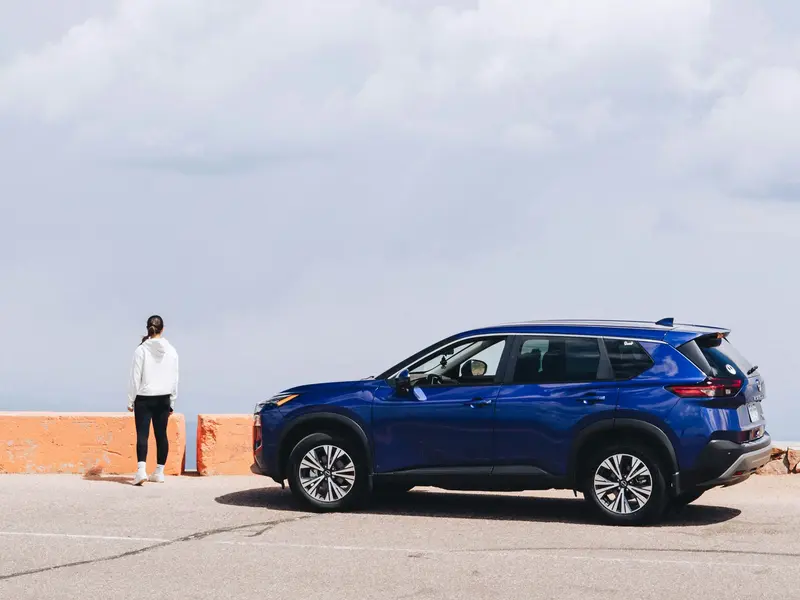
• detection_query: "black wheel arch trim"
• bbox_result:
[569,418,679,484]
[277,412,373,478]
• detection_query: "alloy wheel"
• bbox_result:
[298,445,356,503]
[593,453,653,515]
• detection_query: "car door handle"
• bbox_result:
[465,397,493,408]
[577,393,606,405]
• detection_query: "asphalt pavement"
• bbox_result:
[1,474,799,599]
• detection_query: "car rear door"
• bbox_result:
[493,334,619,479]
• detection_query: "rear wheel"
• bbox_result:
[287,432,368,512]
[583,443,668,526]
[671,490,704,510]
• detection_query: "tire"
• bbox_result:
[671,490,704,509]
[287,432,369,512]
[583,442,668,526]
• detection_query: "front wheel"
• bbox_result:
[583,443,668,526]
[287,432,368,512]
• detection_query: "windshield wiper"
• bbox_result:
[747,365,759,376]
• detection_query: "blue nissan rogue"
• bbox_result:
[253,319,771,525]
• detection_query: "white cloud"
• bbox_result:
[0,1,710,153]
[671,66,800,195]
[5,1,797,187]
[3,1,797,195]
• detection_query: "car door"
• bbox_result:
[493,334,619,479]
[371,336,510,475]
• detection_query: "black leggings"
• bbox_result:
[133,395,171,464]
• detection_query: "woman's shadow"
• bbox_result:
[82,466,136,485]
[214,486,741,527]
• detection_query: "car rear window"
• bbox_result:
[678,336,755,379]
[603,339,654,380]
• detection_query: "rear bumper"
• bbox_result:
[683,434,772,489]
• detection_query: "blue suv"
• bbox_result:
[253,319,771,525]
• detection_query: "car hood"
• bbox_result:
[282,379,374,396]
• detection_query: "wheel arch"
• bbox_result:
[569,418,679,488]
[277,412,372,481]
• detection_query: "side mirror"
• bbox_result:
[395,369,412,397]
[465,359,488,377]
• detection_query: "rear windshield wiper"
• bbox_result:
[747,365,759,376]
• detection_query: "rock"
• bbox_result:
[770,447,787,460]
[788,448,800,473]
[757,457,789,475]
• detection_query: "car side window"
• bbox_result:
[411,341,472,374]
[512,336,602,384]
[463,340,506,379]
[409,337,507,386]
[603,338,654,380]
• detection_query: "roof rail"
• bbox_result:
[655,317,674,327]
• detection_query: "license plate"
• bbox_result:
[747,403,761,422]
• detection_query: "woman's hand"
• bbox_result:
[127,406,134,412]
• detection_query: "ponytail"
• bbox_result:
[141,325,156,344]
[140,315,164,345]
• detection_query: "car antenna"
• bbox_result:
[655,317,674,327]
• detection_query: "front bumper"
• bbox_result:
[684,434,772,489]
[252,408,284,481]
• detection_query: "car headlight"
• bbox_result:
[253,393,299,414]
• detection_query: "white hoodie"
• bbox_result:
[127,338,180,410]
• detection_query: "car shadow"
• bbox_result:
[214,487,741,527]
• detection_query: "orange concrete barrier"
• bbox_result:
[196,414,254,475]
[0,412,185,475]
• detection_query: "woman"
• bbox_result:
[126,315,180,485]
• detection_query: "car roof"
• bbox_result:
[459,319,729,343]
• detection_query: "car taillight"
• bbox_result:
[666,378,743,398]
[253,420,262,451]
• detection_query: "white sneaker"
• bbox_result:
[133,471,148,486]
[149,472,165,483]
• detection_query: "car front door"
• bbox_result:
[493,335,619,479]
[372,336,510,476]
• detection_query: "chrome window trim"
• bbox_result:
[387,332,666,380]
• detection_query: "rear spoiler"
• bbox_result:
[655,317,731,347]
[663,328,731,347]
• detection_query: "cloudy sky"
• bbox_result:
[2,1,800,460]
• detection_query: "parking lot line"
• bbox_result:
[0,531,169,543]
[216,540,780,569]
[1,530,785,571]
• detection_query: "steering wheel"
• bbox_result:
[426,374,443,385]
[423,373,457,386]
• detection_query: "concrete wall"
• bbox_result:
[2,411,798,478]
[196,414,254,475]
[0,412,185,475]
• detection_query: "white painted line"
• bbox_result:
[0,531,786,571]
[217,540,436,553]
[0,531,168,543]
[215,541,780,569]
